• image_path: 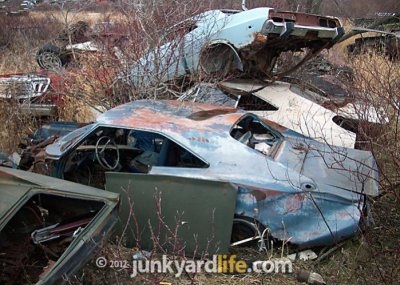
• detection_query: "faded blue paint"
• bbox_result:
[128,8,342,86]
[45,100,379,247]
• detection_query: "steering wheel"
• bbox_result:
[95,136,120,170]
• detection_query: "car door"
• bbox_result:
[105,173,237,256]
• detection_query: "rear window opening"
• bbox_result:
[333,115,358,133]
[185,85,278,112]
[0,194,104,284]
[237,94,278,111]
[190,85,238,107]
[230,115,281,155]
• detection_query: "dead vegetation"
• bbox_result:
[0,1,399,285]
[348,54,400,197]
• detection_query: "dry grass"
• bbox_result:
[30,10,105,23]
[0,101,37,153]
[351,54,400,95]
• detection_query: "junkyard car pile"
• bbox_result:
[0,5,383,284]
[0,0,37,15]
[36,20,127,70]
[0,20,125,118]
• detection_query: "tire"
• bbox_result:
[36,43,69,70]
[231,217,270,250]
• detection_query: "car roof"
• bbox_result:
[97,100,245,135]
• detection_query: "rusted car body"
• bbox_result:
[36,21,127,70]
[0,166,119,284]
[42,100,378,248]
[346,28,399,60]
[340,15,400,60]
[179,80,358,148]
[0,71,68,117]
[128,7,344,86]
[178,79,388,149]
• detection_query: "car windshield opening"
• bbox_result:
[62,127,208,189]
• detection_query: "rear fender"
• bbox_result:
[200,40,243,71]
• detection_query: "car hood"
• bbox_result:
[274,137,379,197]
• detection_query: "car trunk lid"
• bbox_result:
[273,138,379,197]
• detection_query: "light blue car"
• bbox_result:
[128,7,344,86]
[43,100,378,248]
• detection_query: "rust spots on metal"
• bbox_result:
[187,109,237,120]
[250,32,268,50]
[269,10,340,28]
[284,193,305,213]
[253,32,268,44]
[251,190,267,201]
[99,100,244,136]
[251,189,281,201]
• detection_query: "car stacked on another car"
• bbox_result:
[127,7,344,86]
[42,100,378,248]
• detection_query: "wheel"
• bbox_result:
[36,44,68,70]
[95,136,120,170]
[231,217,270,250]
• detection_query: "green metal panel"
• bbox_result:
[105,173,237,255]
[0,185,31,221]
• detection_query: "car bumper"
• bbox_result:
[20,103,57,117]
[261,19,344,41]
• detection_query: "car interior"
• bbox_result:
[230,115,281,155]
[62,126,208,188]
